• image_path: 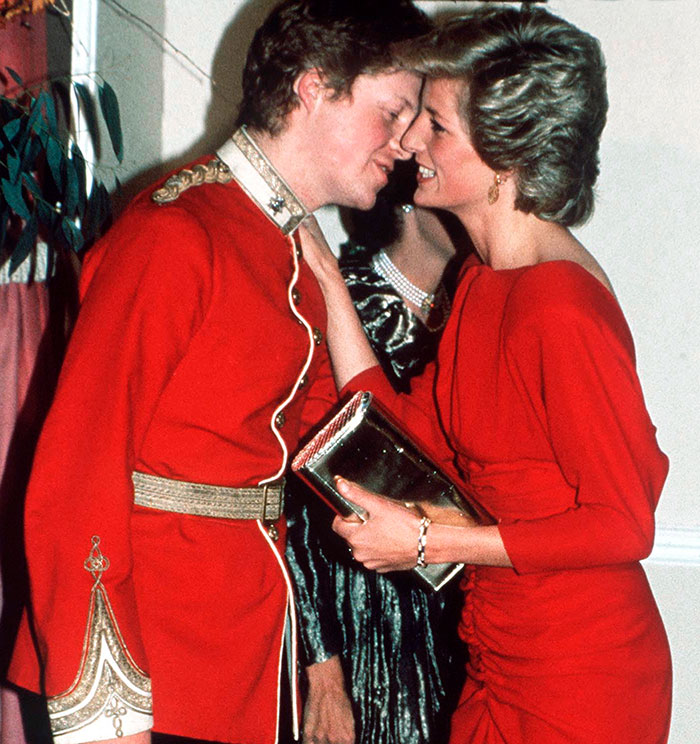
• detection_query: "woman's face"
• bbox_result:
[402,78,494,216]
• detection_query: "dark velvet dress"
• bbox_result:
[285,246,465,744]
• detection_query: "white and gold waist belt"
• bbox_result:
[131,471,285,521]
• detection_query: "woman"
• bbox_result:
[299,6,672,744]
[286,162,469,744]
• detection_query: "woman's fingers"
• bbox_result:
[331,479,421,571]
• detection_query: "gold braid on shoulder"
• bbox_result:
[151,159,233,205]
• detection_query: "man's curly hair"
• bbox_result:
[235,0,430,136]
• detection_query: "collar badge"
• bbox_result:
[268,196,285,215]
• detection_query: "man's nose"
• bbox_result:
[391,138,413,161]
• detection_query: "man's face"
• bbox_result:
[312,70,421,210]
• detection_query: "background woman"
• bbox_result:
[300,6,672,744]
[286,162,469,744]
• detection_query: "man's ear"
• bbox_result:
[294,68,327,114]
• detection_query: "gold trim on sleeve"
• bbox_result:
[47,536,153,743]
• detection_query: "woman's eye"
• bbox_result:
[430,118,446,133]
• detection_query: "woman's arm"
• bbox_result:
[497,267,668,573]
[331,479,513,571]
[299,218,379,388]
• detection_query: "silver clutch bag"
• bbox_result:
[291,390,485,591]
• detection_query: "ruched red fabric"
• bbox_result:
[345,261,671,744]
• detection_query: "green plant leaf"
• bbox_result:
[39,90,58,134]
[32,115,49,149]
[5,67,24,88]
[98,81,123,163]
[0,129,11,154]
[21,171,41,200]
[17,95,40,155]
[2,118,21,145]
[73,82,101,156]
[62,216,84,253]
[71,142,87,219]
[36,196,55,228]
[7,153,20,182]
[27,91,56,151]
[1,178,31,220]
[25,95,41,126]
[64,156,79,216]
[46,135,65,193]
[9,215,37,276]
[21,129,42,172]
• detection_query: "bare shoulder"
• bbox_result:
[511,259,613,305]
[508,226,615,309]
[504,259,634,358]
[570,244,615,296]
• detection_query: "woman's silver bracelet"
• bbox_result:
[416,517,432,567]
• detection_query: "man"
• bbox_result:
[7,1,427,743]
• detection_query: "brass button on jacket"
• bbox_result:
[312,327,323,345]
[291,287,301,305]
[274,411,286,428]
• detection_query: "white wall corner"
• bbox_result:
[646,526,700,567]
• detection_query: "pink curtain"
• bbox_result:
[0,11,65,742]
[0,283,52,744]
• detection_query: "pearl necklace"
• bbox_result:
[372,249,435,314]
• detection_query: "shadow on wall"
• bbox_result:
[115,0,281,211]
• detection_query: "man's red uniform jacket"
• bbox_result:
[10,130,338,744]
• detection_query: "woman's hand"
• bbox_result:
[298,218,379,388]
[298,216,343,289]
[332,478,514,570]
[331,478,422,572]
[303,655,355,744]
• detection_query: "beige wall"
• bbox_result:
[89,1,699,740]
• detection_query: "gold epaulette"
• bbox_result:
[151,159,233,205]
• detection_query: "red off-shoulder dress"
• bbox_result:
[348,260,672,744]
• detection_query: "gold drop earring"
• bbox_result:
[488,173,503,205]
